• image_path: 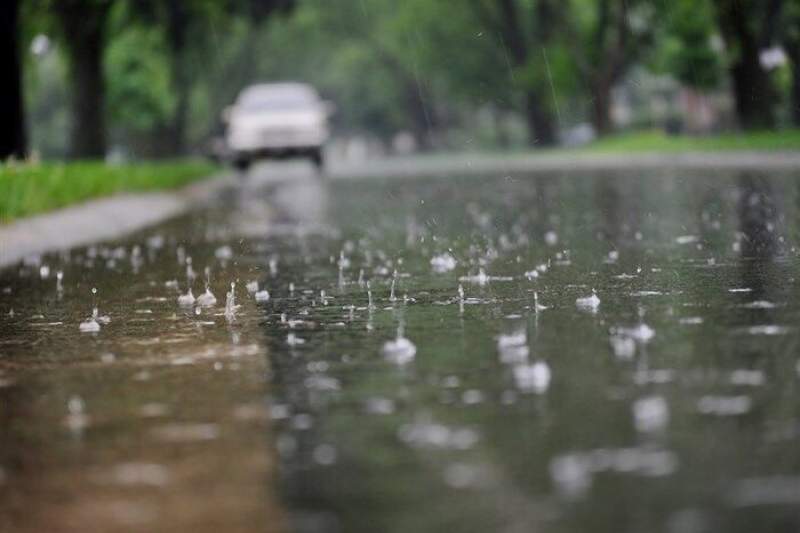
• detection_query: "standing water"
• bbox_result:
[2,168,800,533]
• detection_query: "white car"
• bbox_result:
[224,82,331,171]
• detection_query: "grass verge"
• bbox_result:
[584,129,800,153]
[0,160,217,222]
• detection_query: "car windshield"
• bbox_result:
[238,88,316,111]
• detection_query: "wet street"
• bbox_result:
[3,163,800,532]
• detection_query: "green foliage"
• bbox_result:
[18,0,800,155]
[656,0,722,89]
[585,129,800,152]
[105,25,176,132]
[24,45,70,158]
[0,160,216,221]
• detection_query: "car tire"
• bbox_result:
[233,157,251,173]
[310,149,324,176]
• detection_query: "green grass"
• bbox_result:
[0,160,217,222]
[584,129,800,153]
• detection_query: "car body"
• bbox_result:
[225,82,331,171]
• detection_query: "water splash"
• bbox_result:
[225,282,240,322]
[382,324,416,364]
[576,289,600,312]
[338,250,351,270]
[246,280,259,294]
[513,361,551,394]
[533,292,548,313]
[430,252,457,273]
[389,274,397,303]
[633,396,669,433]
[79,287,108,332]
[459,268,513,285]
[196,267,217,307]
[286,332,306,346]
[177,288,195,307]
[186,256,196,283]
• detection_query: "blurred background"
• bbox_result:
[1,0,799,162]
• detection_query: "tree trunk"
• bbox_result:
[165,0,189,155]
[786,41,800,126]
[495,0,557,147]
[404,79,435,151]
[0,0,27,160]
[793,58,800,126]
[591,77,613,136]
[525,91,556,146]
[730,54,777,129]
[58,2,110,159]
[713,0,778,130]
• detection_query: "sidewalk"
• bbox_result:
[0,174,234,268]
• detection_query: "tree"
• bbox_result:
[0,0,27,160]
[54,0,113,159]
[564,0,658,135]
[471,0,561,146]
[124,0,293,155]
[261,0,445,150]
[782,0,800,125]
[711,0,783,129]
[656,0,723,91]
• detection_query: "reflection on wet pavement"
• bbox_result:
[3,166,800,532]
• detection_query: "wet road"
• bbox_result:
[3,163,800,532]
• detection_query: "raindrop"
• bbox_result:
[382,325,416,364]
[186,256,196,283]
[225,282,240,321]
[286,332,306,346]
[313,444,338,466]
[697,395,752,416]
[633,396,669,433]
[513,361,551,394]
[610,335,636,360]
[430,252,457,273]
[215,245,233,260]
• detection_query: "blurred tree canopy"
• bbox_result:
[4,0,800,160]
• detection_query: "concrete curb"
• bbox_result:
[0,173,234,269]
[328,151,800,180]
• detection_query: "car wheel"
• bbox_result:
[310,149,324,175]
[233,157,251,173]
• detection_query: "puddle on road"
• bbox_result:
[3,169,800,532]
